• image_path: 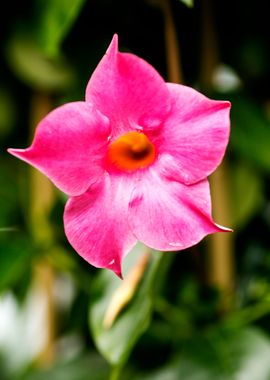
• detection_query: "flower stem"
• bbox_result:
[109,365,123,380]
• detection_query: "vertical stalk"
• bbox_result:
[29,92,56,365]
[208,164,234,300]
[159,0,234,305]
[34,260,55,365]
[199,0,219,91]
[159,0,183,83]
[200,0,235,306]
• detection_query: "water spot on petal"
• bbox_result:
[139,115,163,130]
[108,259,115,266]
[169,242,183,248]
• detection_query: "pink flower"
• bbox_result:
[8,35,231,277]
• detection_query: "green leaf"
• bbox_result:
[178,0,194,8]
[0,88,16,138]
[229,94,270,172]
[6,33,74,92]
[0,233,32,292]
[0,159,20,227]
[135,327,270,380]
[34,0,87,58]
[230,160,263,228]
[19,354,109,380]
[89,244,168,367]
[180,326,270,380]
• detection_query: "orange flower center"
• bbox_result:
[108,131,155,171]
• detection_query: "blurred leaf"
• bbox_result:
[6,33,74,92]
[230,160,263,228]
[19,354,109,380]
[0,88,16,138]
[178,0,194,8]
[89,244,167,367]
[0,159,20,227]
[134,327,270,380]
[134,367,179,380]
[34,0,87,57]
[48,246,77,272]
[238,38,268,79]
[180,326,270,380]
[229,94,270,171]
[0,233,32,292]
[0,354,9,380]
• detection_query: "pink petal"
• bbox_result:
[86,35,171,138]
[64,174,137,277]
[152,83,231,185]
[129,167,228,251]
[8,102,110,196]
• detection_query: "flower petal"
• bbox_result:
[64,174,137,277]
[129,167,228,251]
[152,83,231,185]
[86,35,171,138]
[8,102,110,196]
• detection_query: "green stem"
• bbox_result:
[109,365,123,380]
[224,298,270,328]
[155,297,193,336]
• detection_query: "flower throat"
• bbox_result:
[108,131,155,171]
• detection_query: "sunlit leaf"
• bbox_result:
[6,33,74,91]
[178,0,194,8]
[89,244,168,367]
[34,0,87,57]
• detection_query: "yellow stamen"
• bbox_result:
[108,131,155,171]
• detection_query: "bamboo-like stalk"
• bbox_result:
[159,0,183,83]
[199,0,219,91]
[33,260,55,365]
[159,0,234,304]
[29,93,56,366]
[208,164,234,298]
[200,0,235,304]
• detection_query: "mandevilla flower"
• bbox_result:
[8,35,231,277]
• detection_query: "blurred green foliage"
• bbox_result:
[6,34,75,91]
[89,246,168,368]
[1,0,270,379]
[33,0,87,58]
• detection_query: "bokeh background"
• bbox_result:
[1,0,270,379]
